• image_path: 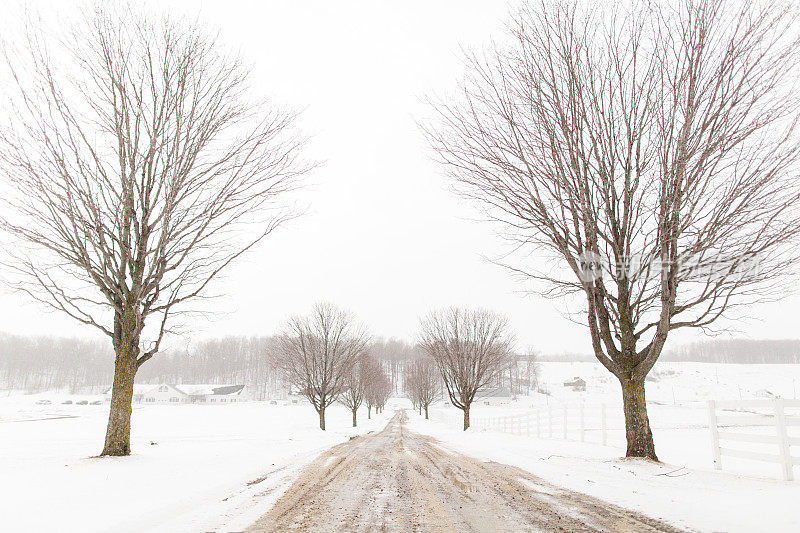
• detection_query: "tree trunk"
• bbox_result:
[101,352,136,455]
[352,408,357,427]
[424,404,429,419]
[319,407,326,431]
[462,405,470,431]
[620,376,658,460]
[419,406,422,415]
[101,311,140,456]
[367,405,371,419]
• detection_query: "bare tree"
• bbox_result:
[275,303,370,430]
[339,355,368,427]
[373,375,392,414]
[522,347,540,395]
[0,4,308,455]
[500,352,522,395]
[403,358,440,419]
[369,337,423,394]
[360,354,386,419]
[419,308,514,430]
[425,0,800,458]
[364,368,392,415]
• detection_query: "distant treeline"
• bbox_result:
[662,339,800,364]
[137,336,281,399]
[538,339,800,364]
[0,333,426,396]
[6,333,790,394]
[537,352,596,362]
[138,336,425,399]
[0,334,113,392]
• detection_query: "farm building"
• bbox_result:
[103,383,246,404]
[563,377,587,392]
[476,386,513,406]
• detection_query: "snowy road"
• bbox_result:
[247,411,683,532]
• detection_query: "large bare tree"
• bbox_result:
[0,5,307,455]
[426,0,800,458]
[419,308,514,430]
[275,303,370,430]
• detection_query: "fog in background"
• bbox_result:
[1,0,798,357]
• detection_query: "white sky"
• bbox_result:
[1,0,798,353]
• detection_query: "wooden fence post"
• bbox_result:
[579,402,585,442]
[708,400,722,470]
[775,398,794,481]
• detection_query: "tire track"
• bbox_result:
[247,411,686,533]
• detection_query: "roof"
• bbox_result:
[174,384,245,396]
[475,386,512,398]
[103,383,244,396]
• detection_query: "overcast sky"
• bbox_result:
[1,0,798,353]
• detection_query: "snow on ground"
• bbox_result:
[0,393,392,533]
[409,411,800,532]
[473,361,800,479]
[410,361,800,533]
[1,362,798,532]
[536,361,800,405]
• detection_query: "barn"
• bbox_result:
[475,386,513,406]
[563,377,587,392]
[103,383,246,404]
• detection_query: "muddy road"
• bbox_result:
[247,411,683,532]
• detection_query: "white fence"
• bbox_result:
[468,402,626,447]
[431,398,800,481]
[708,399,800,481]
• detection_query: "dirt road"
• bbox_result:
[247,411,683,532]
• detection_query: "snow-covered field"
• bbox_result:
[458,362,800,474]
[408,410,800,533]
[0,395,393,532]
[536,361,800,404]
[415,361,800,532]
[2,362,799,532]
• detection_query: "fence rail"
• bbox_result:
[708,398,800,481]
[466,402,625,447]
[431,398,800,481]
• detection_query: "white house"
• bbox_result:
[104,383,246,404]
[138,384,187,404]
